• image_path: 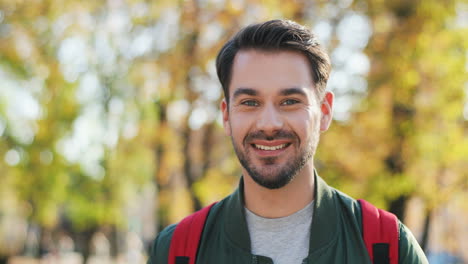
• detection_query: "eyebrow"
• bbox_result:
[231,87,308,100]
[279,87,308,97]
[232,88,258,100]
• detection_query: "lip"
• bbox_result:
[250,139,291,146]
[249,140,292,157]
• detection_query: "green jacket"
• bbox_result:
[148,174,428,264]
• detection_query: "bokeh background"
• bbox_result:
[0,0,467,263]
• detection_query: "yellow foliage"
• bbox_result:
[193,168,238,205]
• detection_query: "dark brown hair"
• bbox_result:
[216,19,331,103]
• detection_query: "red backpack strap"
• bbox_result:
[168,202,217,264]
[358,199,399,264]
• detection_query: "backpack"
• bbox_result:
[168,199,399,264]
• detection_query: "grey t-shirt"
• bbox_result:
[245,201,314,264]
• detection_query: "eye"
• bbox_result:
[241,100,259,107]
[281,99,299,106]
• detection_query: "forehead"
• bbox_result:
[229,49,314,96]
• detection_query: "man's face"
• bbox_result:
[221,50,333,189]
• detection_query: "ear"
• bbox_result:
[320,91,334,132]
[220,99,231,136]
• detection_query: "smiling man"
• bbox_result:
[148,20,428,264]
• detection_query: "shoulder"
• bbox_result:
[316,175,362,216]
[398,221,429,263]
[146,200,227,264]
[331,187,364,224]
[146,224,176,264]
[330,187,428,263]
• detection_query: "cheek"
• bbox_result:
[286,108,320,126]
[285,111,320,138]
[229,113,253,139]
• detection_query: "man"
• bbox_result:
[148,19,428,264]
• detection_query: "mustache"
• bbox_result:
[244,130,296,142]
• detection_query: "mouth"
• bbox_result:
[252,143,290,151]
[249,140,292,157]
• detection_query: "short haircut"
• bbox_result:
[216,19,331,103]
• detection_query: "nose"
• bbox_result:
[255,103,284,134]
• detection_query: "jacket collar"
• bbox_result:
[308,173,339,254]
[223,171,339,254]
[223,177,252,252]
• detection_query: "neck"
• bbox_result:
[243,163,315,218]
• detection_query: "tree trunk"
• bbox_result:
[181,0,203,213]
[386,104,414,221]
[0,256,8,264]
[155,100,170,230]
[388,195,408,221]
[420,208,432,252]
[71,227,97,264]
[108,226,119,258]
[182,126,203,212]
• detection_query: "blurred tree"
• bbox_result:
[0,0,157,261]
[0,0,80,260]
[318,0,468,252]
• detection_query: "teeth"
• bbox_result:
[254,144,287,151]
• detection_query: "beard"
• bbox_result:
[231,129,319,189]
